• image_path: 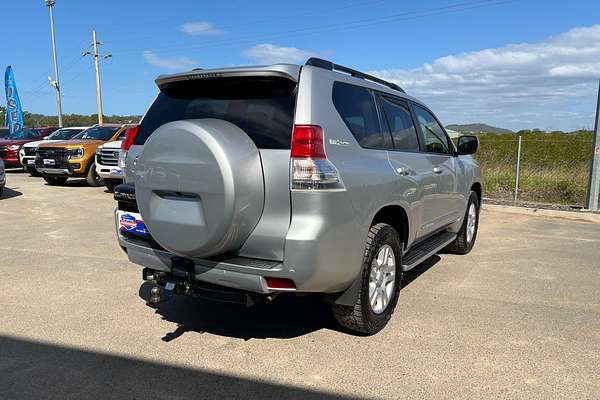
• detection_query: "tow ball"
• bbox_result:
[144,268,178,306]
[147,281,177,306]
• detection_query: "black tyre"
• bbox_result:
[332,223,403,335]
[445,191,480,254]
[86,163,104,187]
[43,176,67,186]
[104,179,120,192]
[27,167,41,177]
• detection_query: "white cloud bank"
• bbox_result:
[243,44,317,65]
[143,51,198,71]
[179,21,223,36]
[370,25,600,131]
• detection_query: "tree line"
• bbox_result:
[0,106,141,128]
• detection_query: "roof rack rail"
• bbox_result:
[305,57,405,93]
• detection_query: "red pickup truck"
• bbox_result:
[0,127,57,168]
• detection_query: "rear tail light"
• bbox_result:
[290,125,342,190]
[121,125,139,151]
[265,277,296,290]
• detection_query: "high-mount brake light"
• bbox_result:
[121,125,139,151]
[290,124,342,190]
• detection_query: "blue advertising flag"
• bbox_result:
[4,66,24,133]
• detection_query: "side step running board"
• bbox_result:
[401,231,456,271]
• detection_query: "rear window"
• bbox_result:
[135,76,297,148]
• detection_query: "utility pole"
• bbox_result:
[45,0,63,127]
[586,80,600,211]
[83,30,111,125]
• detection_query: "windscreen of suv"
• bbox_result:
[72,126,119,141]
[135,76,297,149]
[48,128,84,140]
[8,128,39,140]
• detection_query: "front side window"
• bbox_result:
[332,81,387,149]
[379,96,420,152]
[413,105,451,154]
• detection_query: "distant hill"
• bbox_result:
[446,123,514,135]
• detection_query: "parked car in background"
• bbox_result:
[0,127,57,168]
[0,128,9,139]
[36,124,127,186]
[95,125,134,191]
[115,58,482,335]
[0,159,5,197]
[20,126,89,176]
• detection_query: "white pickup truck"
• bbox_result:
[95,140,124,191]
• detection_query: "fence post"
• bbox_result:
[514,134,522,204]
[586,80,600,211]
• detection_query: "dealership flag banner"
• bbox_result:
[4,65,24,133]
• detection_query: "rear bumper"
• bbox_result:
[118,234,282,294]
[115,195,364,295]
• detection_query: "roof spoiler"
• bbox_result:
[305,57,405,93]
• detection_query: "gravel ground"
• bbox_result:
[1,171,599,400]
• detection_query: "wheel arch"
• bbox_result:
[370,204,410,249]
[333,203,410,307]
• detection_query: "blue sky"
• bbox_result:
[3,0,600,131]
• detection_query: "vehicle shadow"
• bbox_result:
[0,186,23,199]
[0,335,363,400]
[401,255,441,289]
[42,179,89,188]
[139,281,340,341]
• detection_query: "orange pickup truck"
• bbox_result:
[36,124,128,186]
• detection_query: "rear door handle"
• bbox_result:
[433,167,443,174]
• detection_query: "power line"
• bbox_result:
[101,0,391,45]
[111,0,517,56]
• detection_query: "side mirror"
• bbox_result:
[457,135,479,155]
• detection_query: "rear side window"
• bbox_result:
[332,81,387,149]
[379,96,420,152]
[136,76,297,149]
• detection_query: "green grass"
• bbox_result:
[474,132,594,205]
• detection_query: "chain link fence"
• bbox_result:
[474,133,594,207]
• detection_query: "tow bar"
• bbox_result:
[142,267,260,307]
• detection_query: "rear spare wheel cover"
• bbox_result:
[134,119,264,257]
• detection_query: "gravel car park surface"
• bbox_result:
[1,171,599,400]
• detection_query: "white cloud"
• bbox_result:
[179,21,223,36]
[370,25,600,131]
[143,51,198,71]
[243,44,317,65]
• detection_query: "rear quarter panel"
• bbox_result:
[285,66,419,292]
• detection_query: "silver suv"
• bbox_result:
[114,58,482,335]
